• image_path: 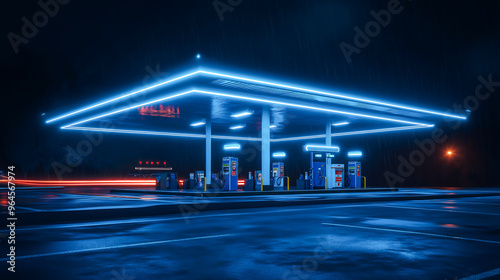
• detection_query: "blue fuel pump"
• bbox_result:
[347,161,361,188]
[195,170,205,188]
[272,162,285,188]
[310,152,326,188]
[222,157,238,191]
[254,170,262,189]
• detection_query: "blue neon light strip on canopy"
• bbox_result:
[46,71,201,124]
[198,70,467,120]
[271,125,434,142]
[64,127,262,141]
[194,90,434,127]
[62,124,434,143]
[59,89,435,131]
[46,67,467,124]
[61,90,194,129]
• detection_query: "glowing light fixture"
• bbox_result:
[230,111,253,118]
[224,144,241,150]
[270,125,277,128]
[196,54,201,59]
[332,122,349,126]
[304,145,340,152]
[348,151,363,157]
[190,120,206,127]
[229,125,245,130]
[272,152,286,158]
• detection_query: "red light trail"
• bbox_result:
[0,179,157,187]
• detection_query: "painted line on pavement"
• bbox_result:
[459,267,500,280]
[322,222,500,245]
[18,204,371,231]
[378,205,500,216]
[0,234,233,261]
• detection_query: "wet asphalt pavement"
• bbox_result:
[1,188,500,279]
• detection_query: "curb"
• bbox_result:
[110,187,398,197]
[9,191,500,226]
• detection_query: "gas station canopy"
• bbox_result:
[45,65,466,186]
[45,66,466,141]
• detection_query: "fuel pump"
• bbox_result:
[254,171,262,189]
[310,152,326,188]
[195,170,205,188]
[272,162,285,188]
[156,172,178,190]
[222,157,238,191]
[324,153,336,189]
[347,161,361,188]
[330,164,344,188]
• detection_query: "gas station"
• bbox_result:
[6,1,499,277]
[45,65,467,192]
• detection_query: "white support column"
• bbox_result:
[205,119,212,185]
[262,107,271,186]
[326,121,332,146]
[326,121,332,189]
[326,121,332,166]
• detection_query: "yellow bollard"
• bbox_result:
[204,177,207,192]
[325,177,327,190]
[261,178,263,191]
[287,177,289,191]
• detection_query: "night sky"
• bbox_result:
[2,0,499,187]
